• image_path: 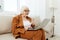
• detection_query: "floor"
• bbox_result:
[48,36,60,40]
[0,33,60,40]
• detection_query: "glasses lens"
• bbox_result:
[24,10,29,12]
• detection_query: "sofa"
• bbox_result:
[0,15,53,40]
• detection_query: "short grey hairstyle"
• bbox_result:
[20,6,30,13]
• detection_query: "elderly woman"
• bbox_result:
[11,6,46,40]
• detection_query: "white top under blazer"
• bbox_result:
[23,18,32,30]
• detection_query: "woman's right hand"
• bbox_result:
[31,24,35,29]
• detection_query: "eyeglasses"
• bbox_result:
[24,10,30,12]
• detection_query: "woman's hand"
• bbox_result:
[31,24,35,29]
[31,18,35,29]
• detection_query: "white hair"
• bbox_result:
[20,6,30,13]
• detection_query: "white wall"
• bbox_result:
[54,0,60,36]
[18,0,46,21]
[46,0,60,36]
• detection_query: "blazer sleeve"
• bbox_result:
[11,17,18,35]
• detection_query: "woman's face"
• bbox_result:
[23,9,30,15]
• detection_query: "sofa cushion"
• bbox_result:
[0,33,27,40]
[43,21,53,33]
[32,16,41,27]
[0,16,13,34]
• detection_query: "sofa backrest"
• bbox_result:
[0,16,13,34]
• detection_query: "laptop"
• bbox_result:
[28,19,50,30]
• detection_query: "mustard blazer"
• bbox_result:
[11,14,32,35]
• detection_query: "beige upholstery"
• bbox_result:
[0,33,27,40]
[43,20,54,38]
[0,16,13,34]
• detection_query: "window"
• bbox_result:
[4,0,17,12]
